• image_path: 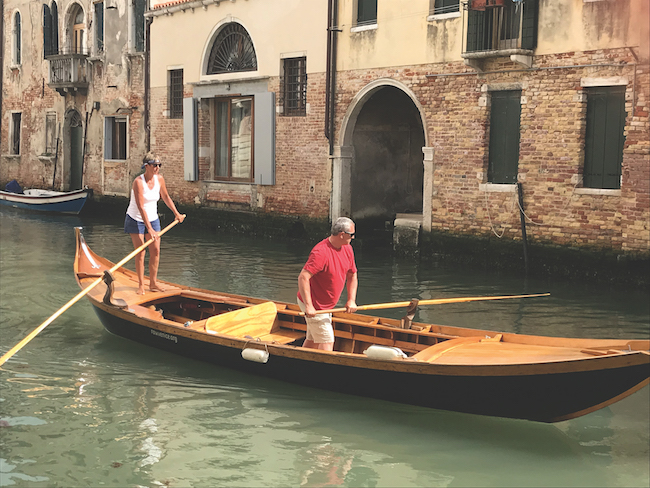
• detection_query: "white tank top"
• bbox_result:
[126,174,160,222]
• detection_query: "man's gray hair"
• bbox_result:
[331,217,354,235]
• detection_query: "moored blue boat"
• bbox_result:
[0,188,91,215]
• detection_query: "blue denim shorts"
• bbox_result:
[124,214,161,235]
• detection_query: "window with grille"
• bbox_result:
[583,87,626,189]
[430,0,459,15]
[104,116,128,160]
[282,57,306,116]
[168,69,183,119]
[356,0,377,26]
[10,113,22,155]
[206,23,257,75]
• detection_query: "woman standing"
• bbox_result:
[124,152,185,295]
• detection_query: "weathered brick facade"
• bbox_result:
[1,0,147,197]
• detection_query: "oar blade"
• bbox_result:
[205,302,277,335]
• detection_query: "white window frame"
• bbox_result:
[9,111,22,155]
[427,0,460,20]
[104,116,129,161]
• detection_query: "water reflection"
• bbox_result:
[1,209,648,487]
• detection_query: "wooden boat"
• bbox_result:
[74,227,650,423]
[0,188,90,215]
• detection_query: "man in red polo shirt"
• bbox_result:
[297,217,358,351]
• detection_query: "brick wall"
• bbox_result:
[332,49,648,253]
[149,72,332,218]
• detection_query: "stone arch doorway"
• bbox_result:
[64,109,84,190]
[351,86,424,220]
[332,79,433,230]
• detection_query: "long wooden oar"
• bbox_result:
[0,219,182,367]
[306,293,550,315]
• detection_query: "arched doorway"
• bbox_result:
[65,109,84,190]
[351,86,424,220]
[333,80,429,229]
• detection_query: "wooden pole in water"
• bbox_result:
[517,182,529,274]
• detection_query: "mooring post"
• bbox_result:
[517,182,529,274]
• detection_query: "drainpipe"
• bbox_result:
[324,0,339,155]
[144,15,152,151]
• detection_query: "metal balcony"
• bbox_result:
[48,50,89,95]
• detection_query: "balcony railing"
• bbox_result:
[462,0,538,70]
[48,50,89,95]
[464,0,538,52]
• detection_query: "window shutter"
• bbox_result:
[254,92,276,186]
[466,9,483,52]
[183,98,198,181]
[51,2,59,54]
[134,0,145,52]
[104,117,112,159]
[43,5,52,57]
[584,87,625,189]
[521,0,538,50]
[95,2,104,53]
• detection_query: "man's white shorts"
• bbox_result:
[297,298,335,344]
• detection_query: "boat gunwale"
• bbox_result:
[86,294,650,377]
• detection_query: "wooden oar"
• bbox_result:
[0,219,182,367]
[305,293,551,315]
[205,302,277,335]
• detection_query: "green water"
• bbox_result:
[1,209,648,487]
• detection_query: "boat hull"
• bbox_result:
[92,304,650,423]
[0,189,90,214]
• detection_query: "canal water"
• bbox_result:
[1,209,648,487]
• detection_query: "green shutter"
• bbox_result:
[135,0,145,52]
[488,91,521,184]
[584,87,625,189]
[521,0,538,50]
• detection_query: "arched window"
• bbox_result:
[70,4,85,54]
[44,5,52,56]
[13,11,22,65]
[206,23,257,75]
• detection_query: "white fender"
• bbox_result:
[363,345,407,360]
[241,348,269,363]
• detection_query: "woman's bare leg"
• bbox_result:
[130,233,146,295]
[148,238,164,292]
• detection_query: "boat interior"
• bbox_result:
[75,228,650,364]
[115,291,649,364]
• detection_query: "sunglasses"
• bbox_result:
[147,161,162,167]
[344,231,355,238]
